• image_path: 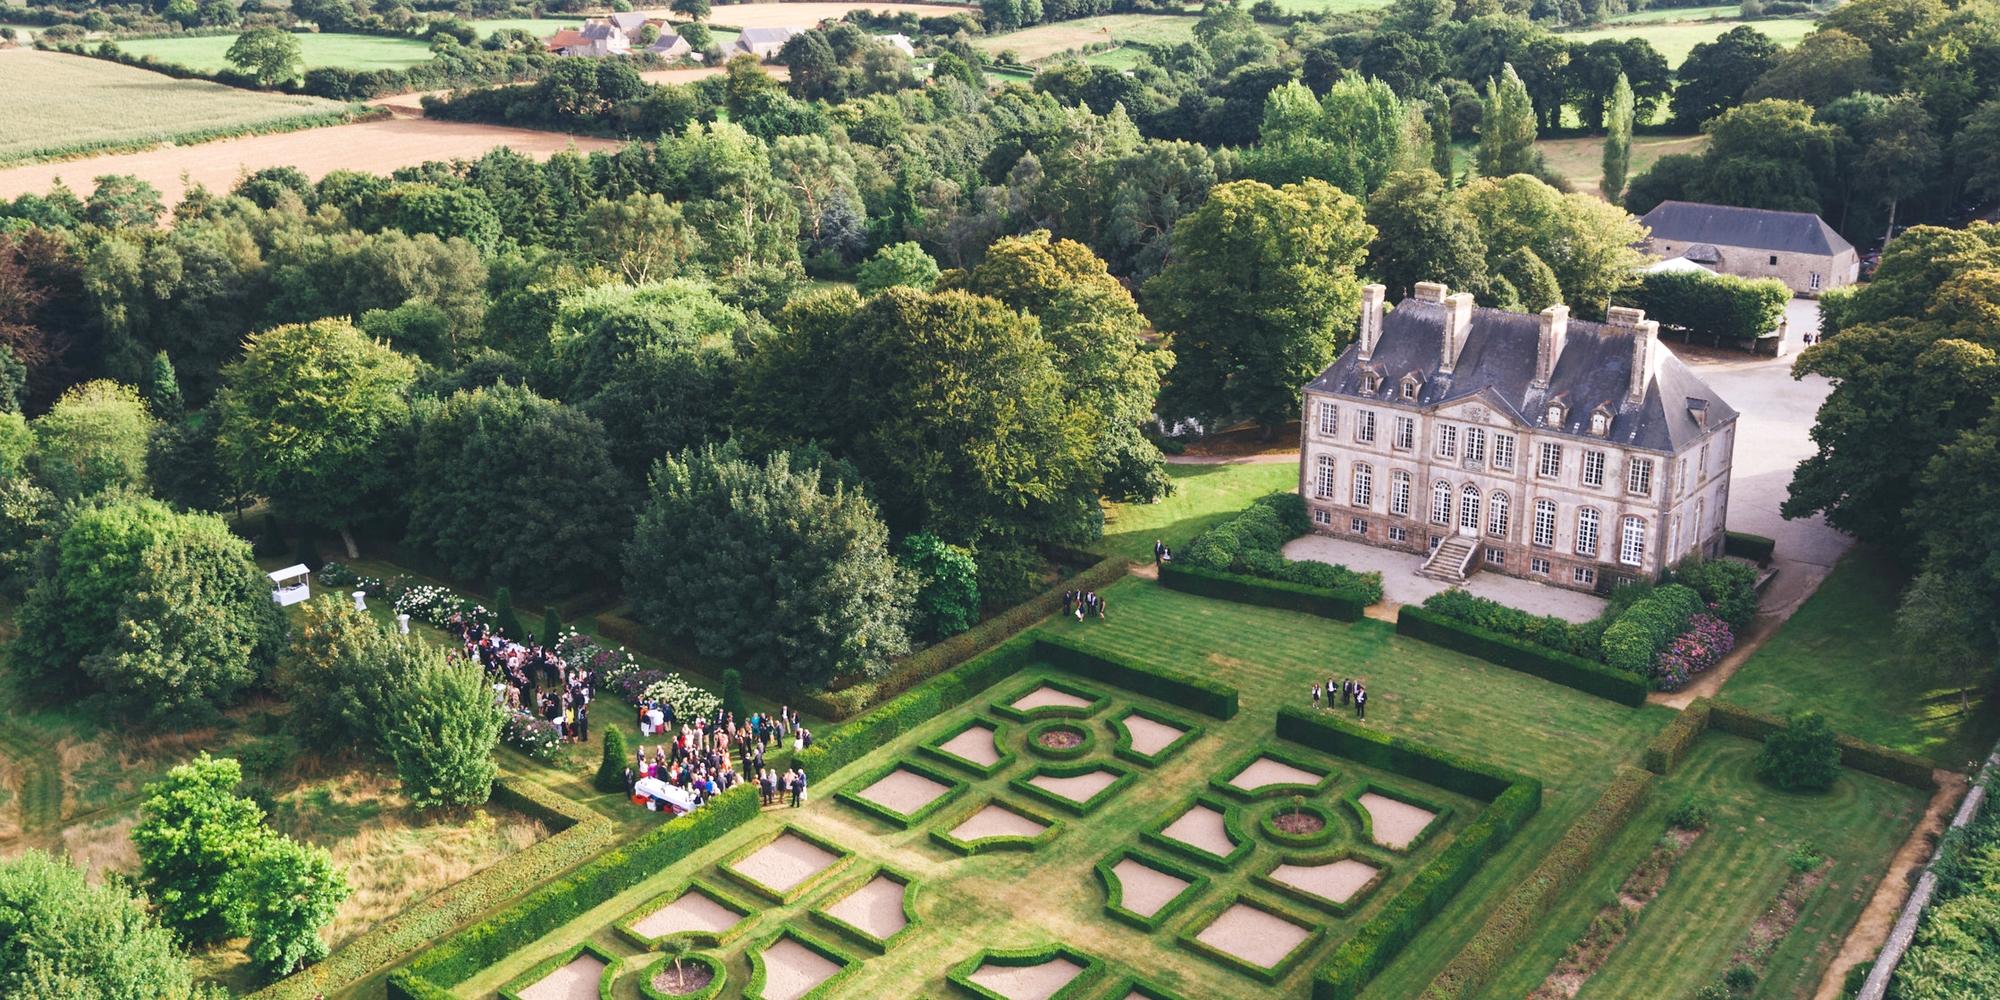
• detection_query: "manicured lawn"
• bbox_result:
[468,16,585,39]
[0,49,346,164]
[1602,3,1742,23]
[1559,17,1815,67]
[117,31,437,73]
[1266,0,1391,13]
[1721,548,1999,770]
[1482,732,1926,998]
[1537,132,1708,198]
[1093,461,1297,564]
[974,14,1202,63]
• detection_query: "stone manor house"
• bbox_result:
[1297,283,1738,594]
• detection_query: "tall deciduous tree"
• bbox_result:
[1601,72,1634,200]
[224,835,348,976]
[1671,25,1780,127]
[133,754,268,945]
[1476,63,1538,179]
[1455,174,1646,314]
[378,643,502,810]
[1146,179,1374,434]
[0,850,195,1000]
[28,379,154,500]
[625,443,911,687]
[226,27,303,86]
[215,320,417,556]
[1366,169,1488,300]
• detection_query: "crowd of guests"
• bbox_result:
[1311,677,1369,720]
[1064,590,1107,622]
[450,612,598,744]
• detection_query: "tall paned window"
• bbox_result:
[1621,516,1647,566]
[1582,451,1606,488]
[1533,500,1556,547]
[1315,455,1335,499]
[1352,464,1373,507]
[1627,458,1653,496]
[1317,401,1338,437]
[1538,442,1563,479]
[1394,416,1415,451]
[1431,480,1452,525]
[1576,508,1600,557]
[1493,433,1516,471]
[1356,409,1377,444]
[1465,428,1487,466]
[1459,484,1481,531]
[1488,491,1510,537]
[1391,471,1411,516]
[1436,425,1458,459]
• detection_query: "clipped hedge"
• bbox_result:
[1709,702,1937,788]
[1033,634,1240,719]
[1256,848,1388,914]
[1096,847,1209,931]
[1602,583,1705,676]
[1419,765,1655,999]
[499,941,618,1000]
[1142,794,1254,868]
[834,759,968,829]
[391,784,761,996]
[991,675,1111,722]
[720,826,854,903]
[1397,606,1648,706]
[930,797,1064,856]
[920,716,1017,777]
[744,927,859,1000]
[1725,531,1776,564]
[1311,781,1542,1000]
[1643,700,1712,774]
[1024,720,1095,760]
[1210,743,1337,800]
[949,946,1105,1000]
[1012,761,1136,816]
[1179,894,1323,984]
[1258,801,1340,849]
[1160,562,1374,621]
[1110,704,1203,766]
[793,636,1036,780]
[613,881,754,950]
[810,867,919,952]
[1275,706,1533,803]
[258,778,612,1000]
[1345,783,1452,854]
[636,951,726,1000]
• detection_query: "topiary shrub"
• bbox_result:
[595,726,629,793]
[1671,558,1759,630]
[539,607,562,645]
[1602,584,1704,678]
[493,586,524,642]
[719,669,745,720]
[1755,712,1840,792]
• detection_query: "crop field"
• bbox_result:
[1537,132,1709,197]
[115,30,436,73]
[0,49,349,165]
[650,1,975,28]
[1561,16,1816,66]
[976,13,1201,63]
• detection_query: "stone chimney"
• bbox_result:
[1412,281,1448,304]
[1605,306,1659,406]
[1439,291,1475,375]
[1532,304,1569,389]
[1357,283,1386,363]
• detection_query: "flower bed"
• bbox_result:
[501,713,563,763]
[1650,613,1735,692]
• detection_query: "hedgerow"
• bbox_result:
[1708,702,1936,789]
[1417,588,1599,659]
[1275,706,1533,803]
[1180,893,1323,984]
[1033,634,1239,718]
[1096,847,1209,931]
[1601,584,1705,676]
[1396,605,1647,706]
[949,946,1105,1000]
[1160,562,1377,620]
[1176,493,1383,608]
[1643,699,1712,774]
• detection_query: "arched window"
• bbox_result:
[1390,471,1411,517]
[1488,491,1510,538]
[1459,484,1481,531]
[1621,516,1647,566]
[1352,463,1373,508]
[1314,455,1335,499]
[1576,508,1600,557]
[1533,500,1556,547]
[1430,480,1452,526]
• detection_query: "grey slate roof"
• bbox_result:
[737,26,802,46]
[1640,200,1853,257]
[1306,296,1737,454]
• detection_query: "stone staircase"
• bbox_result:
[1421,536,1478,584]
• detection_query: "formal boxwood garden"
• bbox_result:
[1095,846,1211,931]
[990,674,1113,721]
[928,795,1066,855]
[1258,800,1341,849]
[1178,892,1324,984]
[743,927,859,1000]
[833,758,969,828]
[1141,792,1255,868]
[1210,743,1338,800]
[947,946,1106,1000]
[1011,760,1137,815]
[635,950,727,1000]
[1105,977,1192,1000]
[1275,706,1534,803]
[1025,719,1096,760]
[919,714,1018,776]
[1254,848,1390,914]
[1343,782,1452,854]
[1109,702,1205,766]
[498,941,619,1000]
[808,866,919,952]
[720,826,855,904]
[613,880,756,950]
[1033,634,1239,719]
[1160,562,1376,621]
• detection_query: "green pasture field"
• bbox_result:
[1084,44,1144,69]
[1602,2,1743,23]
[116,30,436,73]
[974,14,1201,63]
[1560,17,1816,67]
[0,49,348,164]
[1480,731,1926,998]
[1093,461,1299,564]
[1266,0,1393,13]
[1537,132,1709,198]
[1720,548,2000,769]
[469,16,586,38]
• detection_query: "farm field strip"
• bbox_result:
[114,31,437,72]
[1560,16,1817,67]
[974,13,1201,63]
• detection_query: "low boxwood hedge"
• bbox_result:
[613,879,755,950]
[1396,606,1648,707]
[1210,744,1338,800]
[720,826,855,903]
[1024,719,1095,760]
[1141,793,1254,868]
[929,796,1065,855]
[1011,761,1137,816]
[1311,780,1542,1000]
[1178,894,1323,984]
[744,927,859,1000]
[1344,783,1452,854]
[1254,849,1389,915]
[1419,765,1654,1000]
[794,636,1036,781]
[948,946,1105,1000]
[990,674,1112,722]
[498,941,618,1000]
[1095,847,1209,931]
[1258,801,1340,849]
[392,783,761,996]
[1160,561,1373,621]
[1643,700,1712,774]
[833,758,968,829]
[809,866,919,952]
[1708,701,1937,788]
[1109,703,1204,766]
[919,715,1017,777]
[1033,634,1239,719]
[636,951,726,1000]
[1103,977,1190,1000]
[1275,706,1533,803]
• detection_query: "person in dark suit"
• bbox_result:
[1355,686,1367,720]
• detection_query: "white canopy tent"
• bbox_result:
[268,564,312,607]
[633,777,697,814]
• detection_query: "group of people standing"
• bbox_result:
[1152,539,1176,565]
[625,704,814,814]
[448,612,597,745]
[1064,590,1107,622]
[1312,677,1369,720]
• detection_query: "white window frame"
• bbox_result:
[1533,499,1556,548]
[1393,415,1415,451]
[1388,525,1409,542]
[1582,450,1606,489]
[1459,484,1481,532]
[1351,463,1373,508]
[1627,458,1653,497]
[1317,401,1338,437]
[1390,471,1411,517]
[1492,433,1516,472]
[1356,409,1377,444]
[1576,507,1600,558]
[1620,516,1647,567]
[1436,425,1458,459]
[1573,566,1596,585]
[1350,516,1367,534]
[1530,556,1551,575]
[1487,491,1509,538]
[1314,455,1335,500]
[1465,427,1487,467]
[1538,442,1563,480]
[1430,480,1452,526]
[1484,547,1505,565]
[1313,507,1331,526]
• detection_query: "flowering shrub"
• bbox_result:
[394,584,489,630]
[1652,613,1736,691]
[642,675,721,721]
[501,713,562,762]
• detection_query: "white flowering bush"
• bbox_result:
[642,675,721,721]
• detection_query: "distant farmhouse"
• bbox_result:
[1639,200,1858,297]
[880,33,916,55]
[733,26,803,61]
[548,13,693,60]
[1298,282,1737,593]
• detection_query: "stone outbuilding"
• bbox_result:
[1638,200,1858,297]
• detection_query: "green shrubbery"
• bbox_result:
[1161,562,1378,620]
[1893,774,2000,999]
[1754,711,1842,792]
[1397,605,1647,706]
[1671,558,1759,631]
[1418,588,1599,659]
[1177,493,1383,606]
[1602,584,1705,676]
[1643,699,1712,774]
[1033,635,1238,719]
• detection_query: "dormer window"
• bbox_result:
[1546,402,1566,426]
[1360,371,1382,394]
[1589,408,1611,436]
[1400,376,1419,401]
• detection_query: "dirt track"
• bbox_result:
[0,116,619,205]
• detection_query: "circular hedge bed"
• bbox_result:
[1026,720,1094,760]
[639,951,726,1000]
[1259,800,1338,848]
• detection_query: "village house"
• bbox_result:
[549,13,690,58]
[1638,200,1859,296]
[1298,282,1738,593]
[733,26,803,60]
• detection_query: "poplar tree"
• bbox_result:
[1602,73,1635,200]
[1477,63,1538,179]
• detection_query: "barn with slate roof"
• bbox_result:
[1639,200,1859,296]
[1298,282,1738,593]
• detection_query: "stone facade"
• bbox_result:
[1640,201,1860,297]
[1297,283,1738,594]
